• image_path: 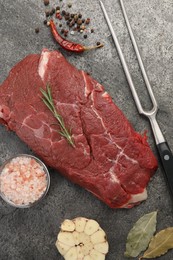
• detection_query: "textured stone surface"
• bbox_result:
[1,0,173,259]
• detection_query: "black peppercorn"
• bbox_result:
[45,11,50,17]
[35,28,40,33]
[44,0,49,6]
[43,20,47,25]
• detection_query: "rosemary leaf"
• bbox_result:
[42,98,54,113]
[40,88,50,101]
[47,84,53,102]
[40,85,75,148]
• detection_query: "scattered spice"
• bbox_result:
[85,18,90,24]
[65,15,69,21]
[35,27,40,33]
[56,12,62,20]
[68,3,72,8]
[51,8,55,14]
[77,19,82,25]
[50,9,54,16]
[44,0,49,6]
[43,20,47,25]
[45,11,50,17]
[49,20,104,53]
[80,25,85,30]
[42,4,103,50]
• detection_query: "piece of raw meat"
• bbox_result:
[0,49,158,208]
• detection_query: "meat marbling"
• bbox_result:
[0,49,158,208]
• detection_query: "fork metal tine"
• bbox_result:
[99,0,157,116]
[119,0,158,114]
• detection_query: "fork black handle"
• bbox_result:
[157,142,173,198]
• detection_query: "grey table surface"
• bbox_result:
[1,0,173,259]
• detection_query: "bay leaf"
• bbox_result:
[124,211,157,258]
[140,227,173,259]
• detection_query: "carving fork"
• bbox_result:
[100,0,173,198]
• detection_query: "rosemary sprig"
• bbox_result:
[40,84,75,147]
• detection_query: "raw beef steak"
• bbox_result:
[0,49,158,208]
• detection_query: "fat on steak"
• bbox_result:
[0,49,158,208]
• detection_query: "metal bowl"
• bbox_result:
[0,154,50,208]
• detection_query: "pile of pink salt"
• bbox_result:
[0,156,48,206]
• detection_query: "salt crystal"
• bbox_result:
[0,156,48,206]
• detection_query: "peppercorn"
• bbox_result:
[84,34,87,39]
[64,30,69,37]
[65,15,70,21]
[45,11,50,17]
[68,3,72,8]
[71,14,75,18]
[56,6,60,10]
[51,8,55,14]
[74,14,78,21]
[66,21,70,25]
[61,29,65,34]
[69,22,73,27]
[85,18,90,24]
[91,28,94,33]
[61,10,66,15]
[70,20,75,26]
[82,19,85,23]
[80,25,86,30]
[77,19,82,25]
[97,41,101,46]
[59,23,62,27]
[43,20,47,25]
[50,10,54,16]
[35,27,40,33]
[44,0,49,6]
[78,14,82,18]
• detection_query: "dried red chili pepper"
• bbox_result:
[48,20,103,53]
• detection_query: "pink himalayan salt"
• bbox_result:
[0,156,47,206]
